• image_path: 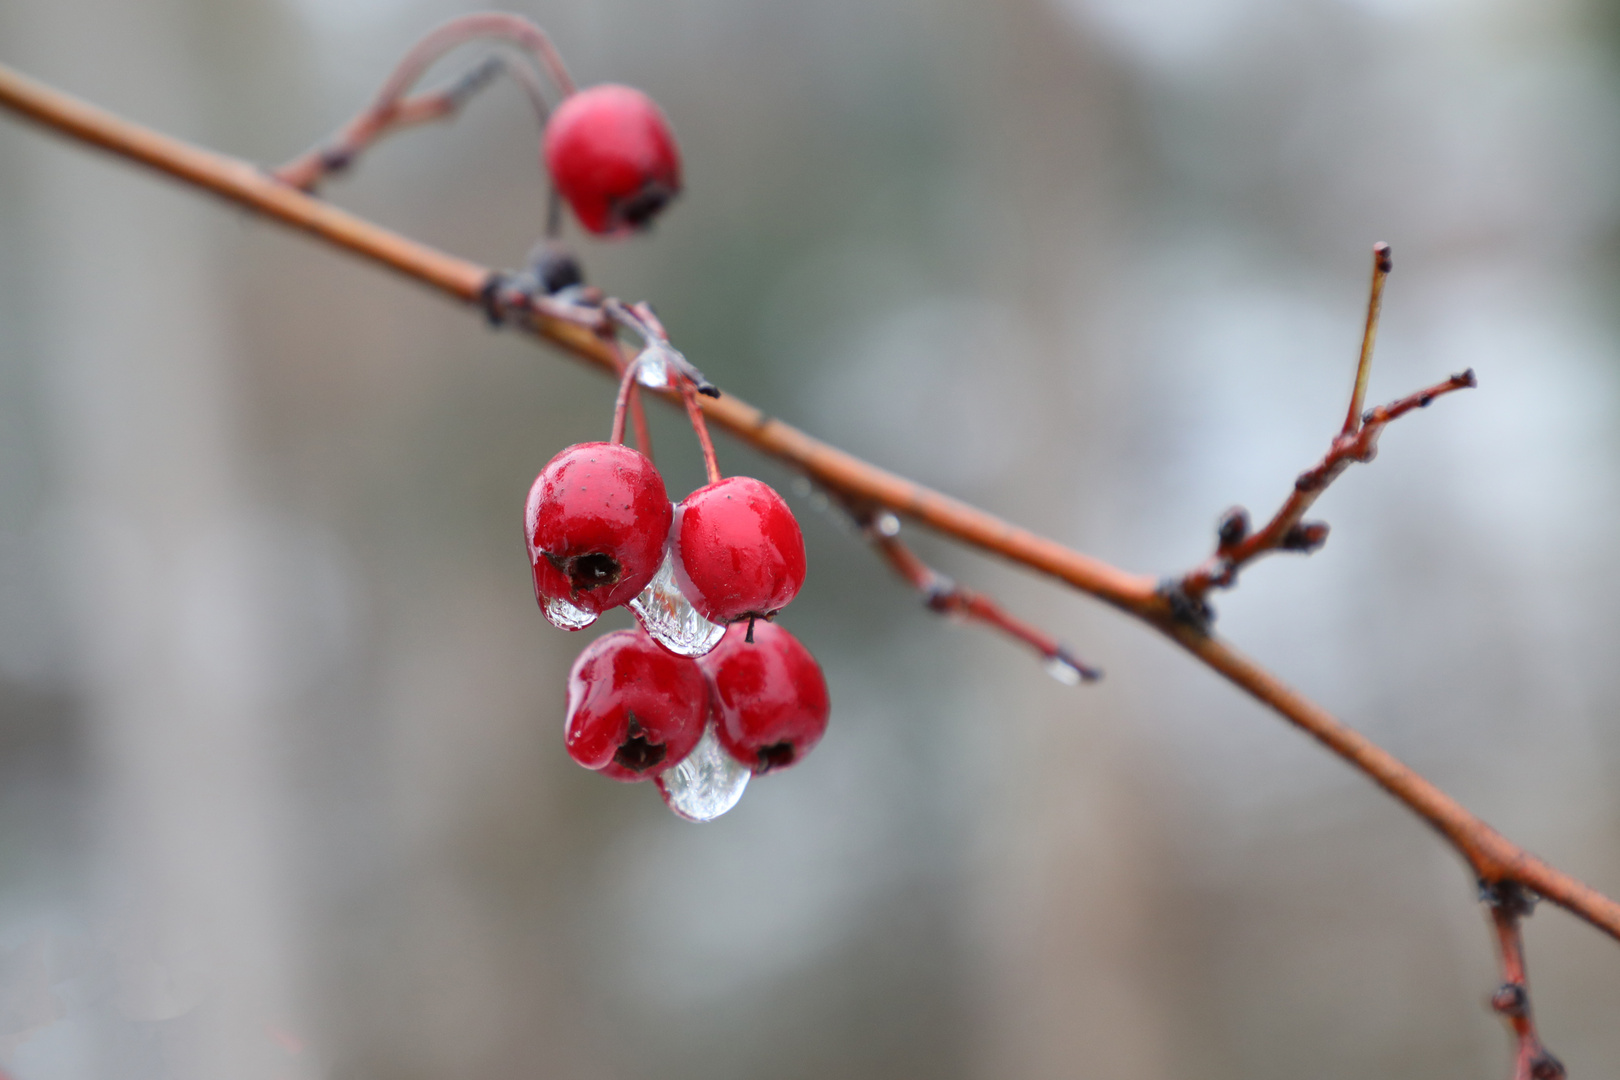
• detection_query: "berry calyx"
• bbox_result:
[527,442,672,618]
[566,629,709,781]
[700,621,829,774]
[673,476,807,624]
[543,84,681,236]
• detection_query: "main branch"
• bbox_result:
[3,62,1617,948]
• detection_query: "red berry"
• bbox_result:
[566,629,709,781]
[673,477,806,624]
[701,621,829,773]
[527,442,672,619]
[543,84,682,236]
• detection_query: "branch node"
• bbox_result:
[1490,982,1529,1017]
[1481,879,1540,918]
[1158,579,1215,634]
[1530,1050,1567,1080]
[479,271,511,327]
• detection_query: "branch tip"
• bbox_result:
[1373,241,1393,274]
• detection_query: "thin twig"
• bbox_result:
[1483,882,1566,1080]
[4,62,1619,952]
[1344,242,1393,436]
[845,501,1100,681]
[1179,368,1476,604]
[276,13,565,191]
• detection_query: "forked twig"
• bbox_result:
[1174,245,1475,611]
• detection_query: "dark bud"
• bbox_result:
[1374,242,1393,274]
[923,576,957,614]
[532,246,585,295]
[697,382,722,398]
[1530,1051,1566,1080]
[1490,983,1528,1017]
[1216,507,1250,549]
[1456,367,1478,388]
[1280,521,1330,553]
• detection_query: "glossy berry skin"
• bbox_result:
[527,442,672,617]
[543,84,682,236]
[566,629,709,781]
[673,477,806,624]
[701,621,829,774]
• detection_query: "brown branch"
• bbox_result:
[1483,882,1566,1080]
[842,501,1100,682]
[4,62,1619,960]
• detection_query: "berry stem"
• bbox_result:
[681,378,723,485]
[275,13,572,191]
[609,356,641,447]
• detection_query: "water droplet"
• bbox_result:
[544,594,598,631]
[634,346,670,389]
[1043,654,1083,686]
[656,724,750,822]
[874,512,901,537]
[629,550,725,657]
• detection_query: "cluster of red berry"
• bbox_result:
[527,83,830,821]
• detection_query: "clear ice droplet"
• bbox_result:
[874,512,901,537]
[634,346,671,389]
[544,594,598,631]
[1043,654,1084,686]
[629,551,725,657]
[656,724,750,822]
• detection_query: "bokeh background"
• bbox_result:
[2,0,1620,1076]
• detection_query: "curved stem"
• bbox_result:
[276,13,567,191]
[3,60,1616,950]
[609,358,641,446]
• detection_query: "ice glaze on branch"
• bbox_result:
[4,62,1619,957]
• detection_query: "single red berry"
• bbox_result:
[673,476,806,624]
[566,629,709,781]
[543,84,682,236]
[527,442,672,620]
[701,621,829,774]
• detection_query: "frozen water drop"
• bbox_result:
[656,724,750,822]
[634,346,671,389]
[544,595,598,631]
[1043,654,1084,686]
[629,551,726,657]
[874,512,901,537]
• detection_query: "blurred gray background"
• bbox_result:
[2,0,1620,1076]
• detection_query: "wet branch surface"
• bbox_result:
[3,58,1616,1065]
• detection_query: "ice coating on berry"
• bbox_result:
[655,722,750,822]
[673,477,806,625]
[544,595,599,631]
[528,442,672,618]
[700,620,829,774]
[543,84,682,236]
[629,547,726,657]
[565,629,708,782]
